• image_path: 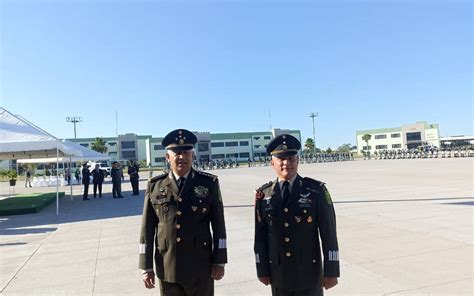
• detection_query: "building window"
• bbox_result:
[375,145,388,149]
[363,146,371,150]
[122,151,136,158]
[253,136,260,140]
[225,141,238,147]
[154,157,165,163]
[239,152,250,158]
[254,145,261,149]
[108,142,117,146]
[392,144,402,148]
[264,136,271,140]
[391,133,401,138]
[239,141,249,146]
[406,132,421,141]
[226,153,238,158]
[374,134,387,139]
[154,144,165,150]
[212,154,225,159]
[80,143,89,147]
[121,141,135,149]
[198,142,209,152]
[211,142,224,148]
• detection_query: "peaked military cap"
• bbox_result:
[162,129,197,152]
[266,134,301,158]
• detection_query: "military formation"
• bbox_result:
[366,146,474,160]
[139,129,339,296]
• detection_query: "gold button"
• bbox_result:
[284,208,289,213]
[176,237,181,242]
[284,222,289,227]
[286,252,291,257]
[203,242,207,246]
[284,237,290,243]
[177,210,182,216]
[303,209,307,213]
[176,224,181,229]
[178,198,183,202]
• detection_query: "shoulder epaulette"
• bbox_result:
[148,172,168,183]
[256,181,273,192]
[255,181,273,201]
[196,170,218,182]
[303,177,326,188]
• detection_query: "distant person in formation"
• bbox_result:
[111,162,124,198]
[139,129,227,296]
[92,164,105,198]
[128,160,140,196]
[254,134,340,296]
[82,163,91,201]
[25,168,32,187]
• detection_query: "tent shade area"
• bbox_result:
[0,107,84,215]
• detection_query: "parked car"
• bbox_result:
[87,161,111,177]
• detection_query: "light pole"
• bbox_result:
[309,112,318,154]
[66,116,82,139]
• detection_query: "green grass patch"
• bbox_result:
[0,192,65,216]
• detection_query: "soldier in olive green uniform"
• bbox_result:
[254,134,340,296]
[139,129,227,296]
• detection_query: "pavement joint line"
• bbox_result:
[91,220,103,296]
[215,279,260,287]
[0,223,57,293]
[382,276,474,295]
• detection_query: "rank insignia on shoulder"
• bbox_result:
[197,171,218,182]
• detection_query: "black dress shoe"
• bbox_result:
[83,197,90,201]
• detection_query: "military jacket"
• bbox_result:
[139,169,227,283]
[254,175,339,290]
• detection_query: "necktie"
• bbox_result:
[282,181,290,205]
[177,177,186,192]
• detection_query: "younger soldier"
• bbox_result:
[139,129,227,296]
[254,134,340,296]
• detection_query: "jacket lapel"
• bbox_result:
[165,173,179,197]
[180,169,196,198]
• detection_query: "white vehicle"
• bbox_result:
[88,161,111,177]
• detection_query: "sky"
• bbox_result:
[0,0,472,149]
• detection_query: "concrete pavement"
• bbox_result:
[0,158,472,295]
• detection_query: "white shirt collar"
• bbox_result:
[278,174,298,191]
[172,170,190,182]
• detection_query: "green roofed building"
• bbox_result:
[356,121,440,155]
[67,128,301,167]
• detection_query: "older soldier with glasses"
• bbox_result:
[139,129,227,296]
[254,134,340,296]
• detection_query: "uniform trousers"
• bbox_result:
[271,283,323,296]
[159,277,213,296]
[93,182,102,197]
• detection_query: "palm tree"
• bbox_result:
[304,138,315,154]
[91,137,108,154]
[362,134,371,157]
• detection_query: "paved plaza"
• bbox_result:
[0,158,472,295]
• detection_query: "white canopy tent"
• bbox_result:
[0,107,82,214]
[17,140,110,163]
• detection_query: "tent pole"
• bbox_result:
[56,146,59,216]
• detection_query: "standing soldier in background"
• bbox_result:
[91,163,105,198]
[128,160,140,196]
[111,161,124,199]
[254,134,340,296]
[139,129,227,296]
[82,163,91,201]
[25,167,32,188]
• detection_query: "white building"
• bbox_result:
[356,121,440,154]
[68,128,301,167]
